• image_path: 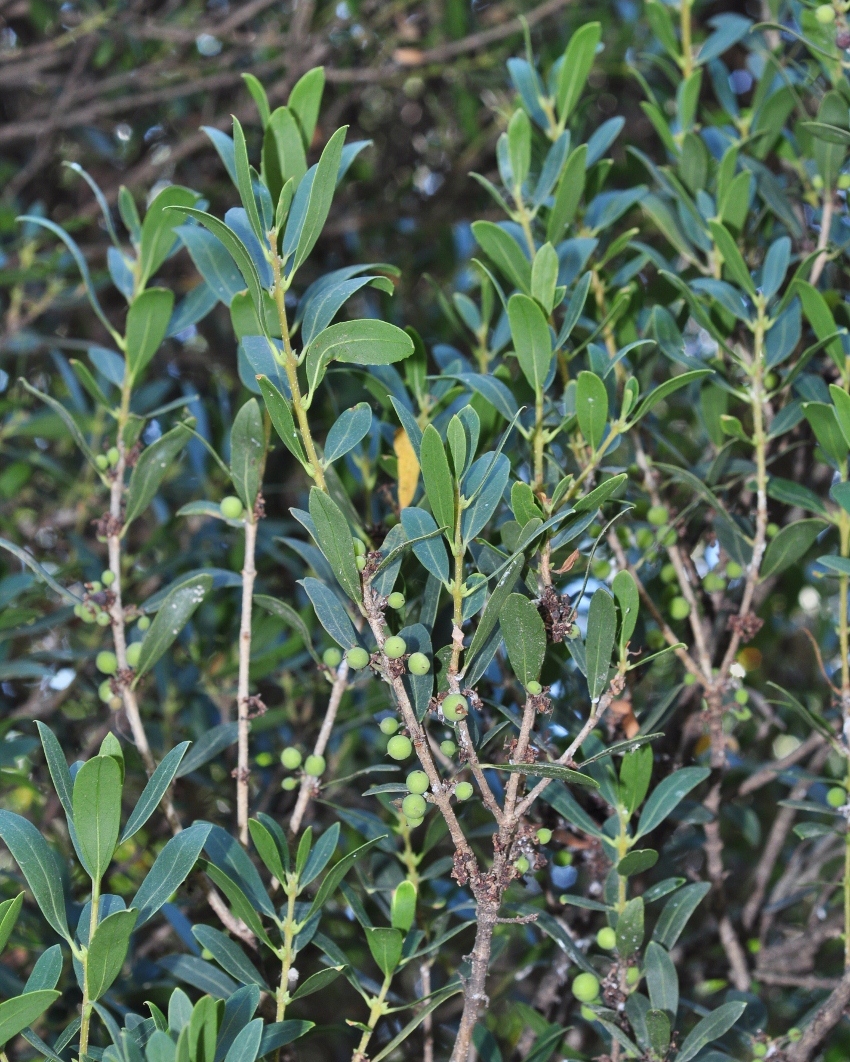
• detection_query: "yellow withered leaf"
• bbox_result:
[394,428,420,510]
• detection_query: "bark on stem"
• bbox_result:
[237,517,258,845]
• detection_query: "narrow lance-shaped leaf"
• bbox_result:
[121,742,191,843]
[86,909,139,1000]
[72,755,123,882]
[230,398,265,511]
[585,588,616,702]
[0,812,71,941]
[133,574,212,683]
[123,423,192,531]
[132,822,212,925]
[309,488,362,603]
[501,593,546,687]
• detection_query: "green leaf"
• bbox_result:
[248,819,288,882]
[242,73,270,126]
[133,822,212,925]
[708,220,754,295]
[0,812,70,941]
[192,926,268,988]
[121,742,190,843]
[391,881,417,933]
[304,319,414,395]
[547,146,587,244]
[646,1009,672,1057]
[419,425,456,534]
[795,280,845,370]
[471,221,531,293]
[289,67,325,146]
[0,895,23,957]
[175,723,238,777]
[507,109,531,190]
[253,595,320,665]
[619,744,653,814]
[126,288,175,381]
[178,208,265,321]
[511,482,543,526]
[366,927,403,977]
[760,519,827,578]
[300,577,360,648]
[482,762,599,787]
[73,755,122,881]
[508,293,552,393]
[585,588,616,702]
[0,991,60,1048]
[574,472,628,514]
[139,185,198,286]
[576,371,608,450]
[677,1002,746,1062]
[301,822,340,887]
[636,767,710,839]
[286,126,347,277]
[36,722,75,821]
[530,242,558,314]
[612,569,639,652]
[87,908,139,1000]
[805,401,849,466]
[308,837,383,917]
[615,896,644,958]
[468,556,523,662]
[203,863,275,950]
[256,374,307,467]
[290,966,343,1002]
[630,369,712,423]
[645,941,678,1018]
[371,987,462,1062]
[557,22,601,120]
[232,117,265,244]
[309,488,361,603]
[830,383,850,449]
[123,422,192,530]
[230,398,265,510]
[501,593,546,686]
[133,574,212,683]
[18,380,101,478]
[617,848,658,876]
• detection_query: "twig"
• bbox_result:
[236,516,258,846]
[787,967,850,1062]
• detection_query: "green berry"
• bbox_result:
[813,174,825,190]
[840,174,850,190]
[660,563,677,583]
[98,680,113,703]
[442,694,468,722]
[346,647,370,670]
[107,447,120,466]
[572,973,600,1003]
[137,616,151,631]
[735,688,749,705]
[81,606,97,624]
[90,581,102,593]
[669,596,690,620]
[753,1045,767,1058]
[220,496,243,520]
[405,818,424,829]
[580,1005,597,1021]
[387,735,413,760]
[515,855,530,874]
[356,556,367,571]
[440,739,457,756]
[95,454,109,471]
[353,538,367,557]
[282,777,298,791]
[684,672,697,686]
[827,786,846,807]
[788,1029,801,1043]
[388,592,405,610]
[766,522,779,538]
[408,652,430,675]
[596,927,617,950]
[454,781,473,801]
[384,636,407,659]
[101,570,115,586]
[281,747,302,770]
[96,612,111,627]
[380,716,400,735]
[526,680,542,696]
[536,827,552,844]
[626,966,640,986]
[406,770,429,794]
[703,572,726,592]
[816,3,836,22]
[304,754,326,777]
[647,505,669,526]
[96,650,118,675]
[402,793,427,819]
[323,647,343,668]
[727,561,744,579]
[126,642,142,668]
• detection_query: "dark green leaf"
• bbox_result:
[677,1002,746,1062]
[309,487,361,603]
[124,422,192,529]
[576,371,608,450]
[761,519,827,578]
[139,186,198,285]
[87,909,139,1000]
[615,896,644,958]
[501,593,546,686]
[471,221,531,293]
[230,398,265,510]
[645,941,678,1017]
[132,822,212,924]
[636,767,710,838]
[121,742,190,843]
[585,588,616,702]
[419,425,456,534]
[366,927,403,977]
[481,762,599,787]
[557,22,601,120]
[652,882,711,948]
[73,755,122,881]
[133,574,212,682]
[126,289,175,381]
[0,812,70,941]
[0,991,60,1048]
[192,926,268,988]
[508,293,552,393]
[300,577,360,648]
[617,848,658,876]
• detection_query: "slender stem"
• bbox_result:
[78,881,100,1059]
[680,0,693,77]
[236,516,258,845]
[352,975,392,1062]
[533,387,545,492]
[811,192,834,287]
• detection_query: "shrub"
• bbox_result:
[3,5,850,1062]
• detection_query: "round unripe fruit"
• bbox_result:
[441,739,457,756]
[96,612,111,627]
[281,777,298,791]
[353,538,367,557]
[455,781,473,801]
[515,855,530,874]
[90,581,102,593]
[405,816,424,829]
[766,522,779,538]
[126,642,142,668]
[323,647,343,668]
[137,616,151,631]
[406,771,429,795]
[281,747,302,770]
[81,606,97,624]
[813,174,825,190]
[304,754,326,777]
[669,596,691,620]
[572,973,600,1003]
[346,647,370,670]
[101,569,115,586]
[96,650,118,675]
[442,694,468,722]
[827,786,846,807]
[536,827,552,845]
[788,1029,801,1043]
[816,4,836,22]
[387,735,413,760]
[727,561,744,579]
[580,1005,597,1021]
[840,174,850,190]
[388,592,405,610]
[703,572,726,592]
[402,794,427,819]
[647,505,669,526]
[98,680,113,703]
[384,636,407,659]
[626,966,641,986]
[735,688,749,705]
[220,496,243,520]
[356,556,367,571]
[596,927,617,950]
[96,454,109,471]
[753,1045,767,1058]
[526,680,542,695]
[380,716,400,735]
[408,652,430,675]
[107,447,120,466]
